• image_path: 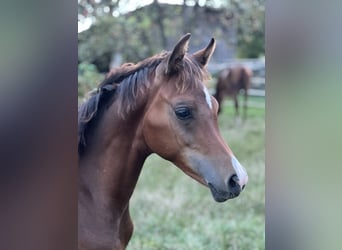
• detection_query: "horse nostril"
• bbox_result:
[229,175,238,188]
[228,174,241,195]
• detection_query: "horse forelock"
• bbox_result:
[78,52,209,155]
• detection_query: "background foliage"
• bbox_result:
[78,62,103,100]
[78,0,264,97]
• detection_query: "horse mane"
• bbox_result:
[78,52,209,155]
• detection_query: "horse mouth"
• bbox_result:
[208,183,239,202]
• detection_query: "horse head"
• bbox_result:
[142,34,248,202]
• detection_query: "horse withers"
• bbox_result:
[78,34,248,250]
[214,65,253,117]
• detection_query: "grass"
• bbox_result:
[127,96,265,250]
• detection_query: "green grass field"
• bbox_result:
[127,96,265,250]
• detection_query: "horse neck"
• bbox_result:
[79,100,150,215]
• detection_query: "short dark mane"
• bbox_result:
[78,52,209,155]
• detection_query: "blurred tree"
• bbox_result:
[78,62,104,100]
[232,0,265,58]
[78,0,264,73]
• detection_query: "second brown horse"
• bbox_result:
[214,65,253,117]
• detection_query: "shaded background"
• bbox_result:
[266,1,342,249]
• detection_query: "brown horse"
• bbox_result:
[78,34,248,250]
[214,65,253,117]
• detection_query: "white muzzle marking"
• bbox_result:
[231,156,248,187]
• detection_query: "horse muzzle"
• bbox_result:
[208,174,247,202]
[181,150,248,202]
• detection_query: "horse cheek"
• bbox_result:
[143,108,177,160]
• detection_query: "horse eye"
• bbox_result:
[174,106,192,120]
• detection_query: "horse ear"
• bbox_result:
[192,38,216,68]
[166,33,191,75]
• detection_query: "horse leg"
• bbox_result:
[218,94,223,114]
[233,94,239,117]
[214,91,223,114]
[233,94,242,125]
[243,90,248,120]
